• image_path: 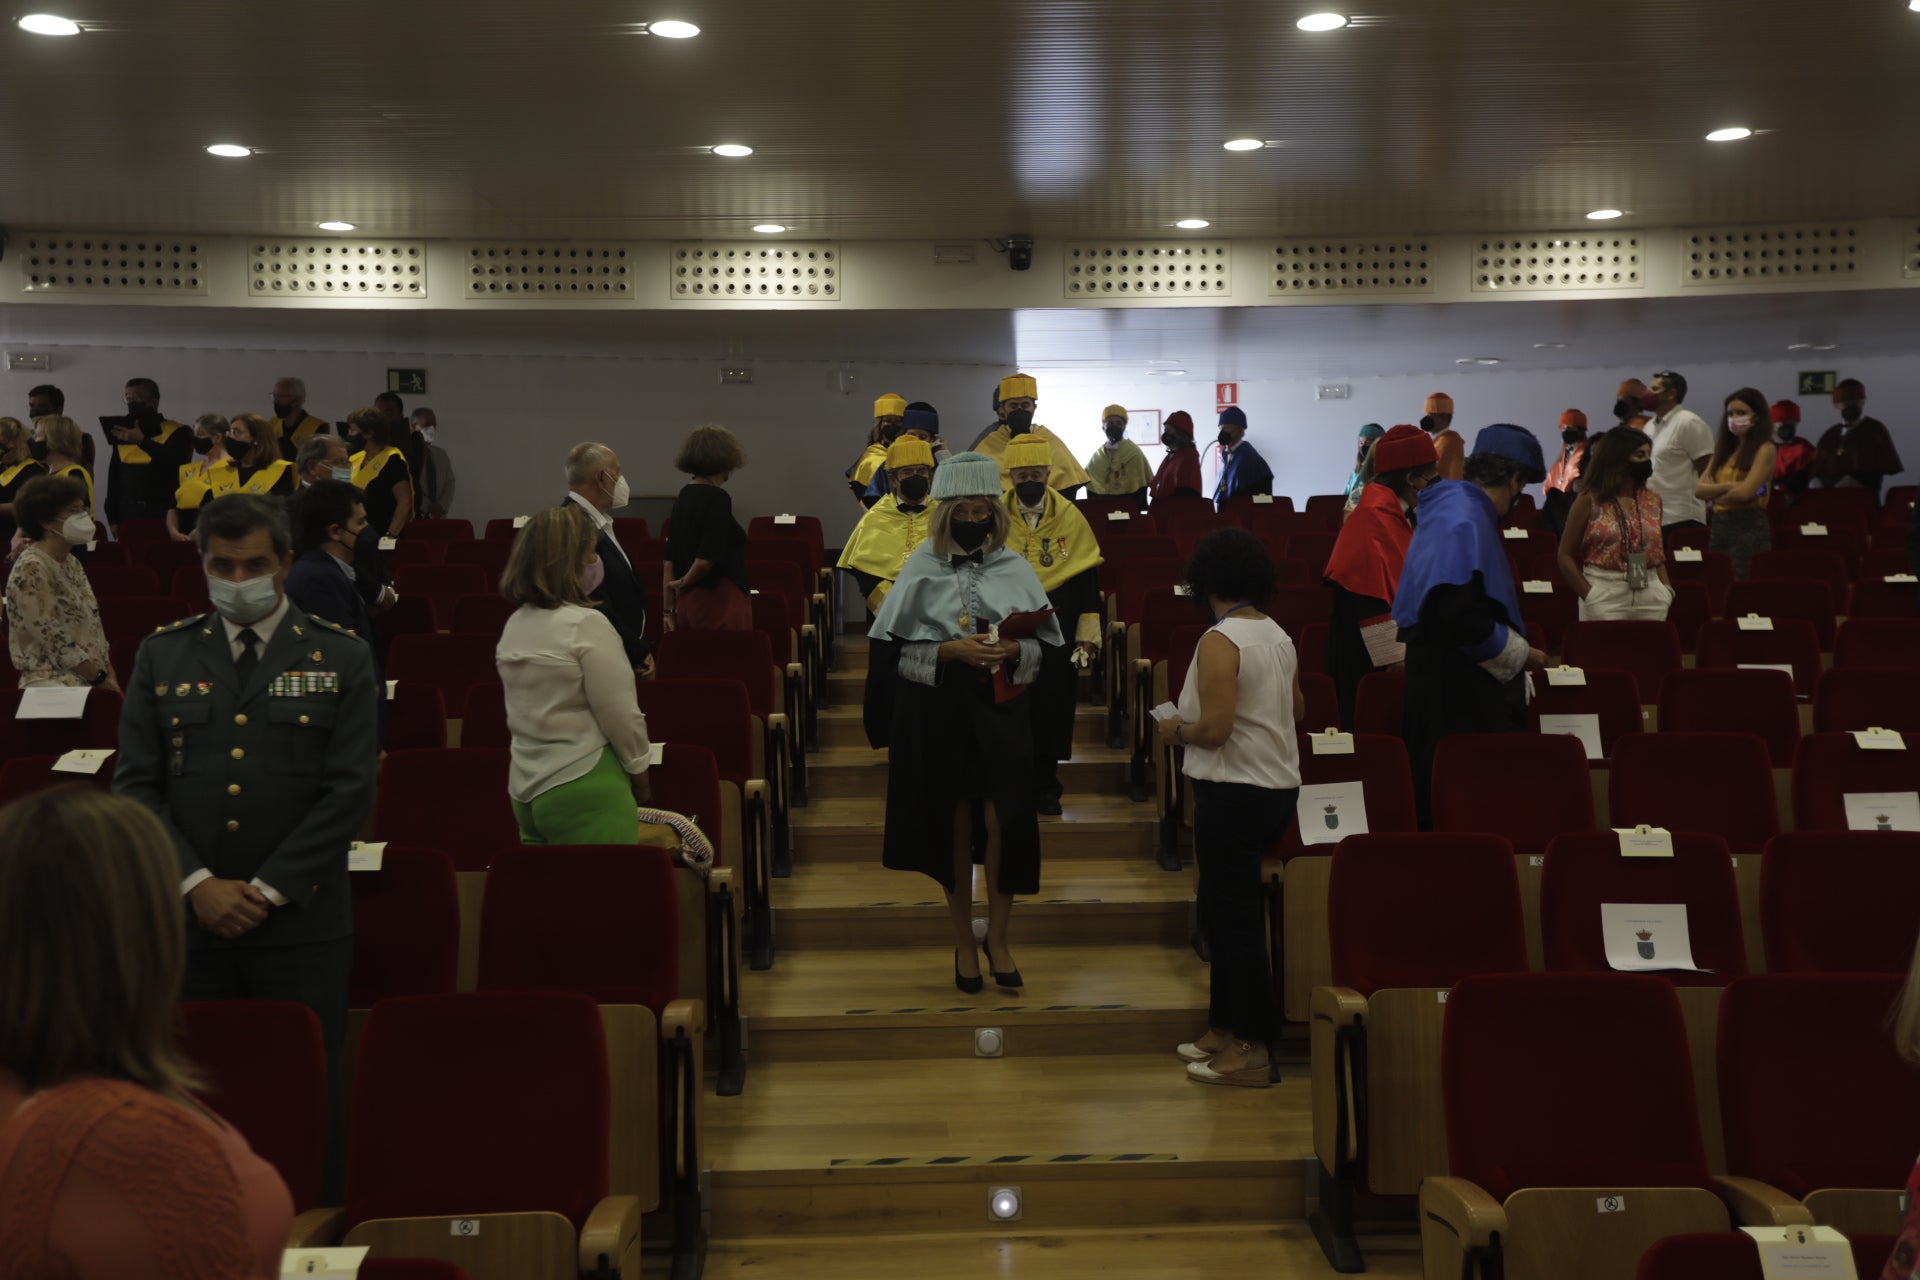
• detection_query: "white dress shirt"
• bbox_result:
[567,490,633,570]
[497,602,652,803]
[1647,406,1716,526]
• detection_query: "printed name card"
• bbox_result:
[1674,547,1704,562]
[1738,1225,1860,1280]
[1887,573,1918,585]
[774,513,798,525]
[1105,510,1132,521]
[1737,614,1775,631]
[1799,522,1829,537]
[649,743,665,767]
[1843,791,1920,833]
[1615,825,1675,857]
[16,687,89,719]
[1546,665,1587,687]
[378,537,398,551]
[512,515,531,529]
[1298,780,1368,846]
[1737,663,1796,680]
[1601,902,1709,973]
[1521,580,1555,594]
[1502,527,1529,540]
[280,1246,370,1277]
[385,680,398,702]
[347,842,387,872]
[1854,728,1907,751]
[1309,729,1355,756]
[1252,494,1275,505]
[1538,713,1604,760]
[52,748,114,774]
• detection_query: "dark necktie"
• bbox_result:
[235,627,261,685]
[897,503,926,515]
[950,551,984,567]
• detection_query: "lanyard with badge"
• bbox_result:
[1612,494,1650,590]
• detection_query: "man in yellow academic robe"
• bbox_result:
[1003,433,1103,812]
[1083,404,1152,507]
[837,437,938,612]
[846,393,907,502]
[974,374,1090,499]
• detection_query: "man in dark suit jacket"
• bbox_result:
[115,494,378,1195]
[565,441,655,674]
[285,481,385,741]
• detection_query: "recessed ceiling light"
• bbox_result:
[1786,342,1813,351]
[1532,342,1568,350]
[316,221,355,232]
[1705,126,1753,142]
[17,13,80,35]
[711,143,753,157]
[751,224,786,234]
[1455,357,1503,366]
[1175,218,1211,229]
[1910,1,1918,12]
[1296,12,1349,30]
[1810,342,1838,352]
[205,143,253,158]
[1146,369,1189,376]
[1586,208,1624,220]
[647,19,699,37]
[1223,138,1266,151]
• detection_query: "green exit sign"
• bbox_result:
[387,368,429,395]
[1797,371,1836,397]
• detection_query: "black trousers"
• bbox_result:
[1192,779,1298,1045]
[185,936,354,1201]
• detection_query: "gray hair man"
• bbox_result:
[564,442,653,675]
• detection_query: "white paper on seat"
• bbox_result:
[1799,522,1829,537]
[1615,825,1674,857]
[1521,579,1554,594]
[1299,780,1367,847]
[1173,584,1192,596]
[1601,902,1708,972]
[649,743,665,766]
[1309,729,1354,755]
[1539,713,1603,760]
[1843,791,1920,833]
[16,687,89,719]
[280,1246,370,1277]
[775,513,798,525]
[1105,510,1131,521]
[1854,728,1907,751]
[1886,573,1918,585]
[378,536,398,551]
[1737,663,1796,678]
[512,515,531,529]
[347,841,387,872]
[1502,527,1529,540]
[1738,614,1775,631]
[1737,1225,1859,1279]
[52,748,113,774]
[1252,494,1274,505]
[1546,665,1587,687]
[384,680,398,702]
[1674,547,1704,562]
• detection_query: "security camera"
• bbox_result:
[1006,235,1035,271]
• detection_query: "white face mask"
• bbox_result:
[331,465,353,483]
[59,513,95,546]
[207,572,281,626]
[607,473,631,510]
[418,426,436,445]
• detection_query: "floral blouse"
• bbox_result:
[1578,488,1666,573]
[4,544,110,686]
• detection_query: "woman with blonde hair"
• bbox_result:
[497,504,654,844]
[0,417,48,545]
[31,415,92,515]
[166,414,237,543]
[667,423,753,631]
[0,788,293,1278]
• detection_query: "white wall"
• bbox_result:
[1034,356,1920,503]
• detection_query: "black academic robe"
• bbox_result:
[863,640,1044,895]
[1327,585,1387,731]
[1401,578,1528,828]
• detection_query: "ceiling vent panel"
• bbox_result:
[464,243,633,297]
[670,244,839,300]
[1473,235,1642,292]
[1270,240,1432,295]
[20,233,206,295]
[249,240,427,297]
[1064,242,1230,298]
[1681,222,1858,285]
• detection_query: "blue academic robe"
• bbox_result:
[1214,441,1275,511]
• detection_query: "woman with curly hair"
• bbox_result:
[667,424,752,631]
[1155,528,1304,1088]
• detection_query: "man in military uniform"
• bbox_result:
[114,493,377,1190]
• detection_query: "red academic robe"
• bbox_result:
[1150,445,1203,501]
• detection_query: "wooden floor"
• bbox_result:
[695,633,1398,1276]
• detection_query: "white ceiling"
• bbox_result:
[4,0,1919,241]
[7,288,1918,379]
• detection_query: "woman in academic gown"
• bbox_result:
[1394,425,1548,827]
[863,451,1065,994]
[1323,425,1437,728]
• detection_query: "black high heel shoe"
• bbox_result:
[954,947,985,995]
[984,933,1023,990]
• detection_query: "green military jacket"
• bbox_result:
[114,600,379,950]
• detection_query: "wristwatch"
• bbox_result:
[85,668,109,687]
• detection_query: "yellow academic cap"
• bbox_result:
[1102,404,1128,423]
[1004,432,1053,471]
[874,393,907,418]
[998,373,1038,402]
[885,437,935,471]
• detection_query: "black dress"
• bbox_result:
[1327,583,1389,731]
[666,483,750,594]
[1029,564,1100,787]
[355,449,412,533]
[1401,578,1527,828]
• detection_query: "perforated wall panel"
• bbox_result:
[1680,223,1858,285]
[463,243,634,297]
[249,240,427,297]
[1472,235,1642,292]
[1905,225,1920,279]
[1064,242,1231,298]
[19,234,207,295]
[670,244,839,300]
[1269,241,1432,295]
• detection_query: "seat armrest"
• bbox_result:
[662,997,704,1043]
[1260,855,1286,887]
[579,1194,643,1275]
[287,1207,348,1247]
[1718,1176,1816,1227]
[1310,985,1368,1029]
[1420,1176,1507,1251]
[708,865,735,897]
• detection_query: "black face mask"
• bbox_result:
[1840,403,1864,424]
[1561,429,1585,446]
[1003,409,1035,434]
[1104,422,1126,441]
[125,402,154,420]
[1014,480,1047,506]
[1613,398,1637,422]
[28,440,48,461]
[1162,430,1191,450]
[880,424,902,444]
[193,435,214,456]
[1776,423,1797,441]
[273,401,296,419]
[951,518,992,552]
[897,475,931,503]
[1217,430,1237,448]
[228,438,252,462]
[1627,459,1654,486]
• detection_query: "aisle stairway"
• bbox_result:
[699,635,1423,1277]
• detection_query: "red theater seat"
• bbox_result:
[1845,578,1918,619]
[375,749,516,871]
[1432,732,1595,855]
[1276,733,1416,859]
[405,518,476,546]
[349,845,461,1007]
[458,680,508,748]
[1835,617,1920,669]
[1609,732,1779,856]
[0,688,124,759]
[84,564,162,599]
[1761,832,1920,973]
[386,633,499,718]
[1790,731,1920,832]
[176,1000,327,1212]
[1560,620,1683,705]
[1666,551,1734,615]
[1813,668,1920,734]
[1328,833,1528,995]
[1353,670,1404,737]
[384,682,448,752]
[449,594,514,637]
[1693,617,1822,698]
[1527,667,1645,761]
[1538,832,1746,985]
[443,539,512,585]
[0,755,112,804]
[393,565,489,631]
[1723,580,1837,650]
[1637,1233,1896,1280]
[1658,668,1799,765]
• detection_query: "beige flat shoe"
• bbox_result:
[1176,1041,1214,1063]
[1186,1055,1273,1088]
